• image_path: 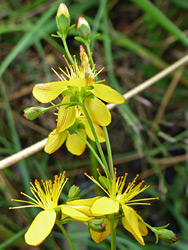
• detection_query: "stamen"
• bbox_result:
[62,55,72,69]
[59,67,70,79]
[51,68,63,81]
[93,67,104,79]
[9,205,37,209]
[85,172,110,196]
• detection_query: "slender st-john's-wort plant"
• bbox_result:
[10,3,178,249]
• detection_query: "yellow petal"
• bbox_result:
[138,220,148,237]
[69,205,93,216]
[90,218,118,243]
[92,84,125,104]
[66,197,100,217]
[25,210,56,246]
[122,205,145,245]
[91,197,119,216]
[66,129,86,155]
[66,77,94,87]
[84,97,111,126]
[61,205,92,221]
[33,81,66,103]
[57,96,76,133]
[80,118,105,143]
[136,214,148,236]
[45,129,67,154]
[66,197,99,207]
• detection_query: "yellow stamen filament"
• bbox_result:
[84,172,110,196]
[51,67,64,81]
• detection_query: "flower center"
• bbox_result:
[51,54,104,84]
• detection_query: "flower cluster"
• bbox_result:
[24,2,125,156]
[10,170,176,247]
[29,46,124,155]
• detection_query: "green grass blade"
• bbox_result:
[130,0,188,47]
[102,5,145,154]
[0,227,27,250]
[0,1,60,79]
[113,31,166,69]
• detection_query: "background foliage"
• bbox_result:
[0,0,188,249]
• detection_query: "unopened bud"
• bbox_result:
[56,3,70,36]
[77,17,89,28]
[23,107,47,120]
[158,229,178,244]
[57,3,69,18]
[77,17,91,40]
[67,185,80,201]
[89,219,106,232]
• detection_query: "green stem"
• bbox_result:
[85,42,94,68]
[103,127,114,176]
[140,220,160,243]
[46,102,81,111]
[140,220,159,233]
[80,102,110,178]
[61,35,75,65]
[56,220,75,250]
[89,140,98,180]
[85,42,100,180]
[110,214,116,250]
[76,130,107,174]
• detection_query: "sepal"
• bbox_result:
[74,36,86,44]
[88,219,106,232]
[67,185,80,201]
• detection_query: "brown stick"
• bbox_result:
[0,139,47,170]
[154,68,183,124]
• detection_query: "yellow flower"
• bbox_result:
[32,48,124,127]
[45,114,105,155]
[10,173,91,246]
[85,169,159,245]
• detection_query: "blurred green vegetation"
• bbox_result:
[0,0,188,249]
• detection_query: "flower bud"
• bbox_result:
[57,3,69,18]
[56,3,70,36]
[89,219,106,232]
[67,185,80,201]
[77,17,91,40]
[158,229,178,244]
[23,107,47,120]
[80,45,91,75]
